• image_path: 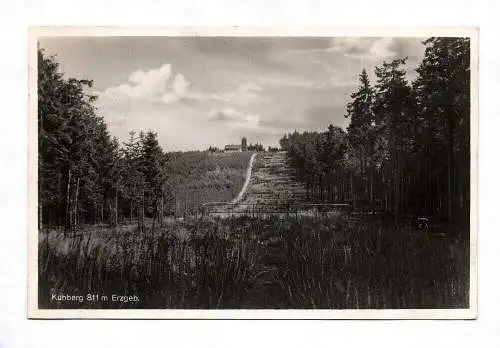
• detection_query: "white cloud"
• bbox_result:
[328,38,372,53]
[171,73,190,95]
[328,37,397,60]
[207,107,261,129]
[160,93,180,104]
[129,64,171,84]
[160,74,190,104]
[368,38,395,58]
[98,61,269,113]
[213,82,266,104]
[127,63,173,100]
[98,63,193,106]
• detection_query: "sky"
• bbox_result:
[38,36,426,151]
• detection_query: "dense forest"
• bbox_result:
[38,48,175,234]
[280,38,470,236]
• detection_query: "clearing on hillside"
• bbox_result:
[204,151,329,216]
[167,151,253,216]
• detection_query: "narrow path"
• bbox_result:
[204,151,307,216]
[237,151,307,207]
[230,153,257,204]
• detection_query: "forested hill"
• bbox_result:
[280,38,470,237]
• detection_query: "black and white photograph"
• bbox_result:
[28,27,477,319]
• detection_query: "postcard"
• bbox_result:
[28,26,478,319]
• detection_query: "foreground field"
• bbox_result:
[39,215,469,309]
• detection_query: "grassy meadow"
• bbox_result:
[166,151,253,216]
[39,214,469,309]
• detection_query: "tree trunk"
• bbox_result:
[64,168,72,236]
[137,198,142,232]
[139,188,145,232]
[160,190,164,227]
[94,201,98,225]
[447,115,454,234]
[74,177,80,233]
[370,167,374,209]
[350,173,356,210]
[114,188,118,227]
[361,147,367,202]
[39,197,43,232]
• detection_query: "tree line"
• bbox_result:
[38,48,171,234]
[280,37,470,234]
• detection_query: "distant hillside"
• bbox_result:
[165,151,253,216]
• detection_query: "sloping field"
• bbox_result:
[166,151,253,216]
[239,151,307,206]
[205,151,312,216]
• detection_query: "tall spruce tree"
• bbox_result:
[345,69,376,208]
[372,58,415,216]
[38,48,102,233]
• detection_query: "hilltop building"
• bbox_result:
[223,137,248,152]
[224,144,241,152]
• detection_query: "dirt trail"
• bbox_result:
[237,151,307,207]
[230,153,257,204]
[206,151,308,216]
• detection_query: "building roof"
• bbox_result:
[224,144,241,150]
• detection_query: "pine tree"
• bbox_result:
[372,58,414,217]
[38,48,101,234]
[139,131,167,225]
[345,69,376,208]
